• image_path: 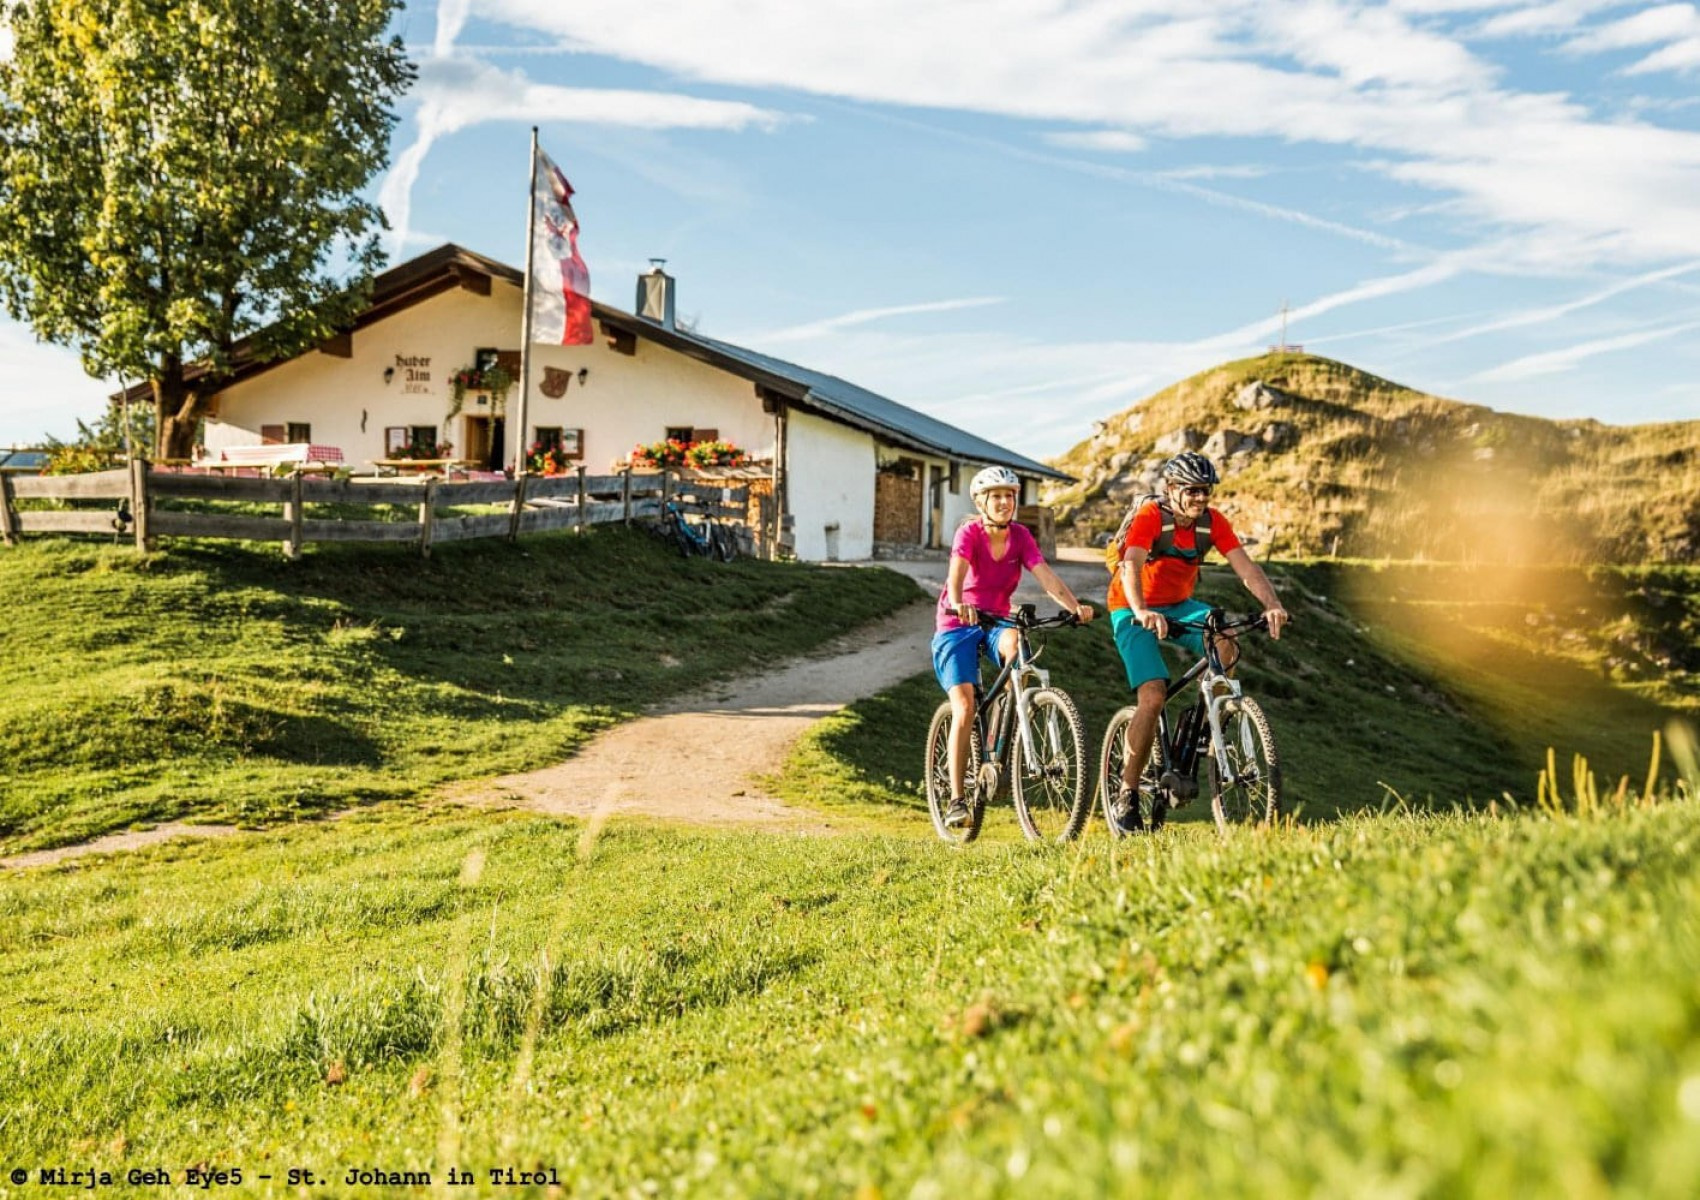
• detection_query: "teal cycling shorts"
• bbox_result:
[1109,598,1214,689]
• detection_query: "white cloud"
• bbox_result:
[1471,314,1700,381]
[1157,164,1270,180]
[1562,3,1699,51]
[382,55,788,255]
[1425,258,1700,344]
[411,58,789,140]
[433,0,473,58]
[1043,130,1148,153]
[748,297,1006,345]
[1475,1,1631,38]
[1558,4,1700,75]
[475,0,1700,268]
[1626,37,1700,72]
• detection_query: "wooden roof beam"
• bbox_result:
[601,321,636,356]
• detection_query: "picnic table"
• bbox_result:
[206,443,345,475]
[370,458,466,477]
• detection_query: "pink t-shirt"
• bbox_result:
[936,519,1045,632]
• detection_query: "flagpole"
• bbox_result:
[514,126,540,477]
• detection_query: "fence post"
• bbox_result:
[757,493,772,560]
[576,465,587,533]
[130,458,152,551]
[418,477,436,558]
[621,468,632,526]
[508,473,529,541]
[0,473,16,547]
[283,470,304,561]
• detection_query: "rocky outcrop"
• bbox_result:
[1153,428,1204,455]
[1204,429,1260,460]
[1235,381,1291,411]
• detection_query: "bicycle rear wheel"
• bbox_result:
[1208,696,1282,830]
[710,520,736,561]
[1099,705,1165,837]
[925,701,984,844]
[1011,687,1088,843]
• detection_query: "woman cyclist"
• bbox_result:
[933,465,1095,828]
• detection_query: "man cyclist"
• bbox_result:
[934,465,1096,828]
[1107,451,1288,824]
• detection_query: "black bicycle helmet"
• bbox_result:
[1161,451,1219,488]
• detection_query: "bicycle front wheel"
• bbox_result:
[1098,705,1164,837]
[925,701,984,844]
[1208,696,1282,830]
[1011,687,1088,843]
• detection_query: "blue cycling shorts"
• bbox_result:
[931,625,1012,691]
[1109,598,1213,689]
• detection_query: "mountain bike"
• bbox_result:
[657,499,735,561]
[923,605,1088,845]
[1098,611,1281,836]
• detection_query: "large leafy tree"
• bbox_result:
[0,0,415,459]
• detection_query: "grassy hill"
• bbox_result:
[3,533,1699,1193]
[1043,352,1700,564]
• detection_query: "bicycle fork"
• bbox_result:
[1199,673,1245,783]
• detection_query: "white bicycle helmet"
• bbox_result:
[970,465,1021,498]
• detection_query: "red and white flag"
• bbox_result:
[529,148,593,346]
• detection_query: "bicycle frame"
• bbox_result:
[1150,615,1257,791]
[662,500,711,552]
[972,608,1054,792]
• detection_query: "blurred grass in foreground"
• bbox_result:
[1,793,1696,1196]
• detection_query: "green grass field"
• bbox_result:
[3,803,1697,1196]
[3,531,1698,1196]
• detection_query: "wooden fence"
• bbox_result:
[0,464,761,560]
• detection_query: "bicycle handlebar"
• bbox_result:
[974,605,1081,631]
[1164,611,1269,635]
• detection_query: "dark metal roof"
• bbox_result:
[111,242,1068,482]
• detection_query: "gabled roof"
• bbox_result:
[117,243,1068,482]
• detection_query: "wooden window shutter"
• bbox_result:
[496,350,522,375]
[692,428,719,442]
[260,424,285,445]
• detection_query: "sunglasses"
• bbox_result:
[1176,485,1213,499]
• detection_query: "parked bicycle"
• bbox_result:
[1098,610,1281,836]
[923,605,1088,844]
[656,499,735,561]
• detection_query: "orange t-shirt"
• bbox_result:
[1106,502,1241,611]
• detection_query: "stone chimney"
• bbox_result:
[636,259,675,330]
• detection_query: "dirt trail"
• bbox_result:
[0,823,241,871]
[446,553,1106,830]
[443,598,938,832]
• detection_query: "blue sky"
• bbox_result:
[5,0,1700,459]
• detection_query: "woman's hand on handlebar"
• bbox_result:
[955,601,978,626]
[1072,602,1096,624]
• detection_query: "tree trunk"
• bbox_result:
[151,359,208,461]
